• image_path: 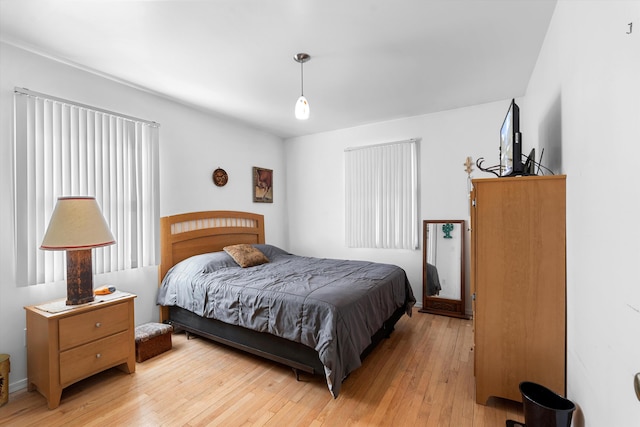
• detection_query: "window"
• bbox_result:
[13,88,160,286]
[345,139,418,249]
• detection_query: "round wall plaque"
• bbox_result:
[212,168,228,187]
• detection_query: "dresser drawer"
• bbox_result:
[59,330,131,386]
[59,302,129,351]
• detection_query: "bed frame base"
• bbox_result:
[182,326,312,381]
[169,306,324,375]
[168,305,407,381]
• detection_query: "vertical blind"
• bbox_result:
[345,139,418,249]
[14,88,160,286]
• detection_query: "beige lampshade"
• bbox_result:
[40,196,116,250]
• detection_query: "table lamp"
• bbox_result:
[40,196,116,305]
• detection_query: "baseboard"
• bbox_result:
[9,377,28,394]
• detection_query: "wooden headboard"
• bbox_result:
[158,210,265,321]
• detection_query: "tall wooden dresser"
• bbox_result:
[470,175,566,404]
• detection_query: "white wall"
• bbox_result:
[284,101,513,311]
[4,2,638,424]
[0,42,286,392]
[285,3,640,424]
[523,1,640,425]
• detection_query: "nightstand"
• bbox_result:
[24,292,136,409]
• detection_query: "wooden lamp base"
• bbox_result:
[66,249,95,305]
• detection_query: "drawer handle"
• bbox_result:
[96,353,102,359]
[95,322,102,328]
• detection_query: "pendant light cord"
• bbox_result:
[300,61,304,97]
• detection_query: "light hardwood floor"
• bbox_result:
[1,313,523,426]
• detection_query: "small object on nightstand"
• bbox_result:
[94,285,116,295]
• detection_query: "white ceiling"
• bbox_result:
[0,0,557,139]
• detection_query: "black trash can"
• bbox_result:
[519,381,576,427]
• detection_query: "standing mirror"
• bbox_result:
[419,219,467,319]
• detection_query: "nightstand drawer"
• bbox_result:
[59,330,130,386]
[59,302,129,350]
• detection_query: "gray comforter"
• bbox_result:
[426,263,442,296]
[157,244,415,397]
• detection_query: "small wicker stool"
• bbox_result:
[135,323,173,362]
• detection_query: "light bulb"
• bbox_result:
[295,95,310,120]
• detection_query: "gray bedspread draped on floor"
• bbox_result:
[157,244,415,397]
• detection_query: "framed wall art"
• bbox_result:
[212,167,228,187]
[253,167,273,203]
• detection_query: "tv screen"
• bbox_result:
[499,99,523,176]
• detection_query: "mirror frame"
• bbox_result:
[419,219,468,319]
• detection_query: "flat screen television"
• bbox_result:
[499,99,523,176]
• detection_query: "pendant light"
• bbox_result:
[294,53,311,120]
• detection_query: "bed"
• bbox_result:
[426,263,442,296]
[156,210,415,397]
